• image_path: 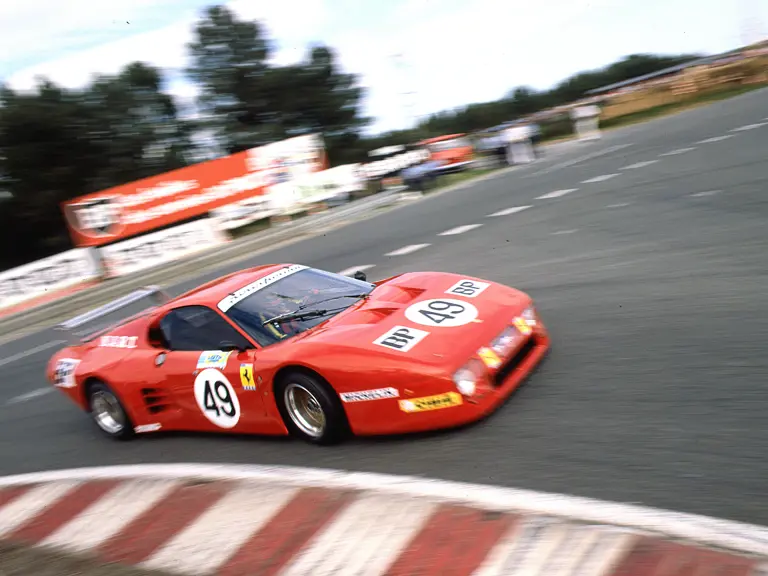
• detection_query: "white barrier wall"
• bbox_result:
[210,196,276,230]
[0,248,102,310]
[100,218,229,278]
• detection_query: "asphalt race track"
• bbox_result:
[1,88,767,527]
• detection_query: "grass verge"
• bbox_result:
[601,83,768,131]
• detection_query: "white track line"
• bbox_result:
[337,265,375,277]
[697,135,733,144]
[487,205,532,217]
[621,160,658,169]
[438,224,483,236]
[537,189,577,200]
[142,484,299,575]
[660,147,695,156]
[525,143,633,177]
[385,244,430,257]
[731,122,767,132]
[5,388,54,406]
[0,340,65,368]
[279,494,437,576]
[3,464,768,558]
[581,174,618,184]
[552,229,579,235]
[606,203,631,209]
[691,190,721,197]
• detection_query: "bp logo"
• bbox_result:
[64,197,124,238]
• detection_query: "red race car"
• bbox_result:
[46,264,550,444]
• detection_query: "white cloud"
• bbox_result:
[2,0,759,134]
[4,0,327,90]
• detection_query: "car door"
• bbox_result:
[155,305,268,433]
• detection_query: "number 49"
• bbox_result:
[203,380,236,417]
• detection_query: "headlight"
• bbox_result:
[490,326,518,356]
[522,305,537,326]
[453,359,484,397]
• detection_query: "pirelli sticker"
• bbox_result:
[399,392,462,413]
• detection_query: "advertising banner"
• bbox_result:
[0,249,101,310]
[293,163,365,206]
[61,134,326,247]
[99,218,229,278]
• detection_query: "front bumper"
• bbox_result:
[350,319,551,436]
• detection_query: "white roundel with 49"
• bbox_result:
[194,369,241,428]
[404,298,479,328]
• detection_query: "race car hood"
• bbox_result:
[299,272,532,371]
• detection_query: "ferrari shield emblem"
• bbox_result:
[240,364,256,391]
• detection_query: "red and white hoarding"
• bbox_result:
[61,134,326,247]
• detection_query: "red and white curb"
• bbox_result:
[0,464,767,575]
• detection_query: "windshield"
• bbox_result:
[224,268,374,347]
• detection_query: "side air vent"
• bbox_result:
[141,387,173,414]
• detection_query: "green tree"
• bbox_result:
[186,5,369,162]
[185,5,273,152]
[0,63,190,270]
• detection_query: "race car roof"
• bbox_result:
[170,263,299,310]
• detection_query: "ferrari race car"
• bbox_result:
[47,264,550,445]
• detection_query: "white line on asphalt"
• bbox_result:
[524,143,633,177]
[621,160,658,169]
[606,202,631,208]
[552,229,579,235]
[337,265,376,277]
[5,388,54,406]
[691,190,721,197]
[660,147,695,156]
[487,205,532,217]
[581,174,619,184]
[536,189,577,200]
[731,122,767,132]
[0,340,65,368]
[385,243,430,256]
[438,224,483,236]
[697,135,733,144]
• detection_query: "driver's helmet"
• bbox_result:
[259,289,318,339]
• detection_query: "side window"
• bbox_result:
[159,305,252,351]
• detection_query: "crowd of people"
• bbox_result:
[477,101,604,168]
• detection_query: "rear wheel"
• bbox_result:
[87,381,135,441]
[275,371,349,445]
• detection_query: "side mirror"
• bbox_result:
[353,271,367,282]
[219,340,245,353]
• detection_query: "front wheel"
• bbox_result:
[275,371,349,445]
[87,381,135,440]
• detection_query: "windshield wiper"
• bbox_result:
[261,293,369,327]
[261,305,352,326]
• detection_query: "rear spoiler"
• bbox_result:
[54,285,170,344]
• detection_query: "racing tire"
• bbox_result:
[275,371,349,445]
[87,381,135,441]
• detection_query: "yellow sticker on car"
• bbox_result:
[239,364,255,391]
[513,317,533,336]
[399,392,462,413]
[478,347,502,369]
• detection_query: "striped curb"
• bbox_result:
[0,464,766,575]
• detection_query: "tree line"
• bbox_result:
[0,3,701,270]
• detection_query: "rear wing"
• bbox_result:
[54,286,170,344]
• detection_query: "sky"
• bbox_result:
[0,0,765,134]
